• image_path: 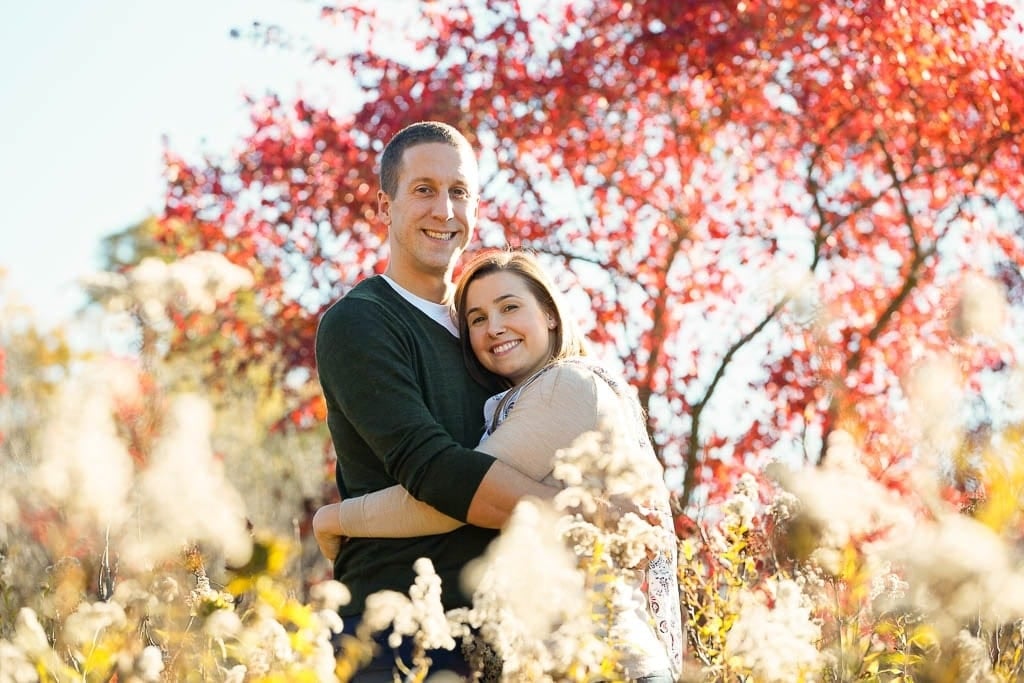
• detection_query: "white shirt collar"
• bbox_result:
[380,274,459,336]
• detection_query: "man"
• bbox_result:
[314,121,550,679]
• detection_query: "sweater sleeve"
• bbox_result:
[477,364,601,481]
[338,486,464,537]
[334,364,603,538]
[316,295,496,521]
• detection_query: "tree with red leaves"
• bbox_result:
[154,0,1024,510]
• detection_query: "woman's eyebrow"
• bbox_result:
[465,294,520,315]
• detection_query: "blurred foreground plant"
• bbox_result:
[0,254,352,681]
[676,419,1024,683]
[4,250,1024,682]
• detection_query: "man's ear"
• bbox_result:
[378,189,392,225]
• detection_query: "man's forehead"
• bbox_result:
[399,143,478,181]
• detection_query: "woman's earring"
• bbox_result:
[547,317,557,329]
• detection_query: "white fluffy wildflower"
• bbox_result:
[0,641,38,683]
[551,418,675,570]
[151,575,179,603]
[167,251,254,315]
[308,579,351,612]
[868,562,910,609]
[771,430,916,554]
[552,420,664,503]
[62,600,128,647]
[950,274,1008,340]
[217,423,328,533]
[12,607,51,658]
[236,606,295,675]
[887,513,1024,636]
[362,590,415,648]
[223,664,247,683]
[31,360,136,529]
[127,393,252,568]
[2,609,68,683]
[904,353,965,454]
[112,579,158,614]
[317,608,345,637]
[952,630,998,683]
[0,485,18,544]
[724,578,823,681]
[79,271,133,315]
[81,251,253,327]
[204,609,243,640]
[408,558,457,651]
[460,500,600,679]
[768,489,800,522]
[362,558,455,652]
[560,514,603,558]
[722,473,760,529]
[187,572,234,617]
[116,644,164,683]
[608,511,675,570]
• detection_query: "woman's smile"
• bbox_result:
[490,339,522,355]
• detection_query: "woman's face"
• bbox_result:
[464,270,556,385]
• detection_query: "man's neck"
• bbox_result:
[383,267,454,305]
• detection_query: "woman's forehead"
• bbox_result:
[466,271,533,302]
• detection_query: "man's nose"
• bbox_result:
[431,191,454,221]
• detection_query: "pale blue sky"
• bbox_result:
[0,0,333,326]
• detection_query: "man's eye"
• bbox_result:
[451,188,469,199]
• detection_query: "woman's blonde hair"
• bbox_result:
[454,249,588,387]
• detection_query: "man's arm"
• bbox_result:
[318,295,539,522]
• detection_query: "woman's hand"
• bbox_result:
[312,503,347,562]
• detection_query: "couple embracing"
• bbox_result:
[312,121,682,682]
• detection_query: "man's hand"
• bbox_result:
[312,503,347,562]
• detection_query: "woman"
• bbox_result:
[314,250,682,681]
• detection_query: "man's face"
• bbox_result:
[379,142,480,280]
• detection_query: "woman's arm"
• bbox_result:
[336,465,558,537]
[332,366,598,539]
[337,485,464,537]
[312,503,347,560]
[474,364,601,480]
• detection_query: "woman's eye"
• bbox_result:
[469,316,485,326]
[503,304,518,312]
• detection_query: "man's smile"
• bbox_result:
[424,229,455,241]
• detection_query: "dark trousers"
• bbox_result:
[336,613,471,682]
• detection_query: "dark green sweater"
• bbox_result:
[315,276,500,615]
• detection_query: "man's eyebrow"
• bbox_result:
[405,176,471,186]
[405,176,438,186]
